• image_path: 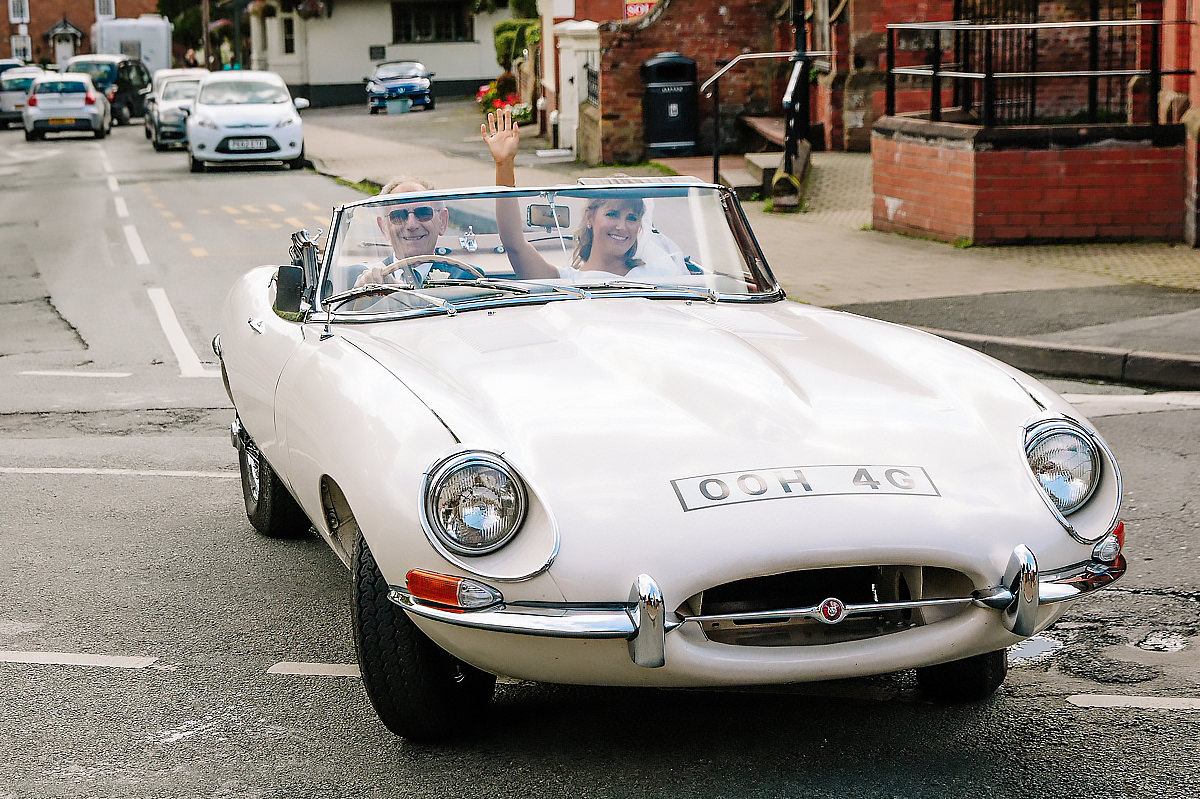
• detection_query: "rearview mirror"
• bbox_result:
[526,204,569,230]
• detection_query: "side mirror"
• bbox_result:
[274,265,304,314]
[293,97,310,111]
[428,71,436,78]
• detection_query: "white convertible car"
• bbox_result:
[213,180,1126,739]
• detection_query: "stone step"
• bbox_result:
[718,167,762,200]
[745,151,783,185]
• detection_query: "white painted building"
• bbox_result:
[246,0,514,106]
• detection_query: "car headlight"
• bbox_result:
[1024,419,1101,515]
[162,110,184,123]
[276,115,297,128]
[423,451,528,556]
[194,115,218,130]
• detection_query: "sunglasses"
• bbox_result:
[388,206,437,224]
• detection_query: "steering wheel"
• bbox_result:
[382,254,486,288]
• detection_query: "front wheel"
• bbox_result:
[352,530,496,740]
[188,151,204,173]
[288,148,306,170]
[916,649,1008,702]
[238,437,309,538]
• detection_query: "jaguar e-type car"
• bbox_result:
[213,179,1126,740]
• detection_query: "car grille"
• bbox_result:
[680,565,976,646]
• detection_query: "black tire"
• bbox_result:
[352,530,496,740]
[288,147,306,170]
[144,122,151,139]
[916,649,1008,702]
[24,128,35,141]
[369,105,379,115]
[94,124,106,140]
[238,437,309,538]
[115,103,132,126]
[189,151,204,173]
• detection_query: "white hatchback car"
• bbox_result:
[22,72,111,140]
[185,70,309,172]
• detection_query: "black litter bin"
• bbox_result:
[641,52,697,158]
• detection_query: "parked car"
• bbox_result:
[213,180,1127,740]
[144,75,203,150]
[0,58,26,78]
[22,72,111,140]
[0,66,43,129]
[185,70,308,172]
[63,53,150,125]
[364,60,434,113]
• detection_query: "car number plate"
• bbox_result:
[48,118,74,125]
[671,464,940,511]
[229,137,268,151]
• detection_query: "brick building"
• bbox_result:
[4,0,158,67]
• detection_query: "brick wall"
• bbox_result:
[4,0,159,64]
[873,118,1185,243]
[595,0,779,164]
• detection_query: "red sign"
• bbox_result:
[625,2,654,17]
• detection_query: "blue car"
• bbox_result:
[365,60,435,113]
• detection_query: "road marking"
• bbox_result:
[146,287,220,379]
[190,247,208,257]
[19,369,132,378]
[267,662,361,677]
[180,233,194,242]
[1068,694,1200,711]
[267,203,285,212]
[114,196,128,218]
[1062,392,1200,417]
[222,205,240,215]
[107,175,119,193]
[123,224,150,265]
[0,651,158,669]
[0,467,236,478]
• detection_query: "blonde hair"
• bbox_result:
[572,198,645,271]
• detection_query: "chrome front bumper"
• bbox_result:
[390,544,1125,669]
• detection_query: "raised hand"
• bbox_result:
[482,106,520,169]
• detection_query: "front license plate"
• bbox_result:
[49,118,74,125]
[228,137,268,151]
[671,464,940,511]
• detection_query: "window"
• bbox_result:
[391,1,473,44]
[96,0,115,19]
[10,34,30,61]
[8,0,29,24]
[283,17,295,54]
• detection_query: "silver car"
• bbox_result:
[22,73,111,140]
[145,75,202,150]
[0,66,42,129]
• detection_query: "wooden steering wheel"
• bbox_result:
[382,254,486,287]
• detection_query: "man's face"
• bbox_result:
[377,199,449,261]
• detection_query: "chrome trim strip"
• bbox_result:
[387,547,1125,661]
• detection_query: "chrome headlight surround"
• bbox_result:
[1023,416,1120,543]
[422,451,528,557]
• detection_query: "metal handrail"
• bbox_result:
[701,49,835,183]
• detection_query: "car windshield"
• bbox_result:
[199,80,289,105]
[318,183,779,317]
[376,63,423,79]
[35,80,87,94]
[161,79,200,101]
[66,62,116,86]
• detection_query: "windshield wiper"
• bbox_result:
[324,283,457,316]
[574,280,718,303]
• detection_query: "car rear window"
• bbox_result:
[35,81,88,94]
[66,62,117,85]
[0,76,36,91]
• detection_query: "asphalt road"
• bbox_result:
[0,116,1197,799]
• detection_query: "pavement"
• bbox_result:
[300,100,1200,390]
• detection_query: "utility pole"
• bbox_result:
[201,0,212,70]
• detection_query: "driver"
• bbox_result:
[352,176,455,287]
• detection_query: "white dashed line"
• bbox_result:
[114,195,128,218]
[107,175,119,193]
[0,467,236,479]
[0,651,158,669]
[267,662,361,677]
[123,224,150,265]
[146,287,220,379]
[19,370,132,378]
[1068,694,1200,711]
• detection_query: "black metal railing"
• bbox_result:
[584,64,599,107]
[885,19,1181,128]
[700,50,834,184]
